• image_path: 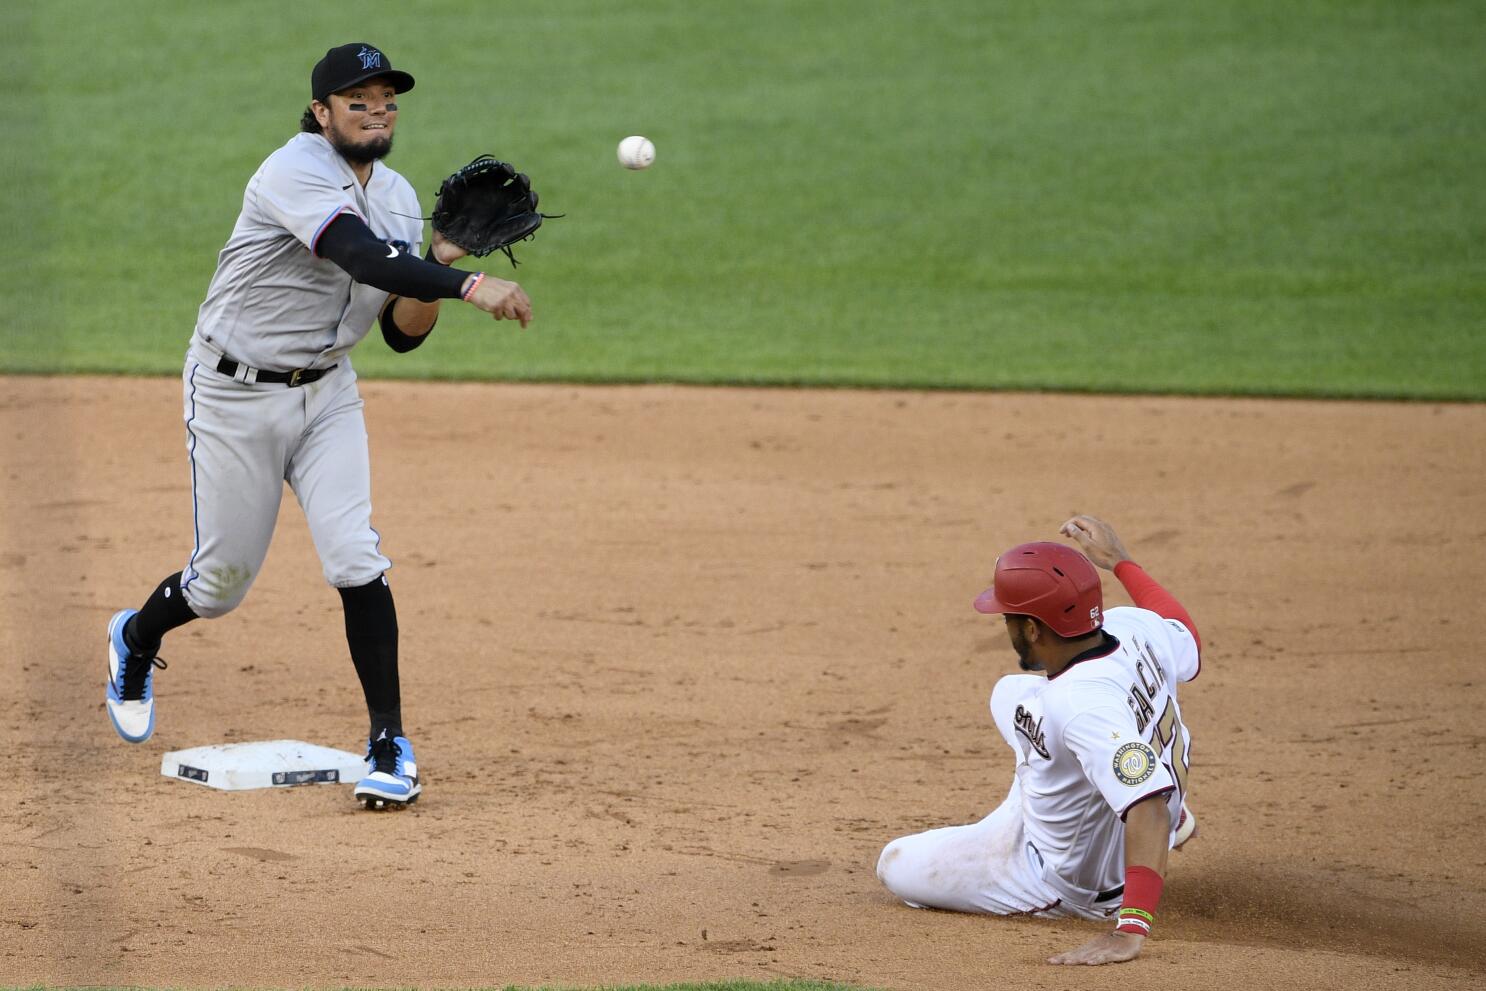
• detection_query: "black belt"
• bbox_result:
[215,356,336,387]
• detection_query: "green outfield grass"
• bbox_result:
[3,0,1482,398]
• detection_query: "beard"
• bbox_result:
[326,121,393,166]
[1010,625,1042,671]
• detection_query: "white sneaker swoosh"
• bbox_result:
[385,244,398,258]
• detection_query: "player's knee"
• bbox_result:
[181,587,240,619]
[321,544,389,590]
[181,566,254,618]
[876,837,916,899]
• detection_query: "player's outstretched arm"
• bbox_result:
[1048,794,1171,966]
[317,213,468,301]
[1060,514,1201,654]
[387,268,533,331]
[463,273,532,328]
[1059,515,1131,570]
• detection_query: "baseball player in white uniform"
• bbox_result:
[877,515,1202,965]
[104,43,533,809]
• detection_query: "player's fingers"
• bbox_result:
[492,298,530,328]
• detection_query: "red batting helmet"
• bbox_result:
[973,541,1103,638]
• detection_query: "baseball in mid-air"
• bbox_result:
[617,135,656,170]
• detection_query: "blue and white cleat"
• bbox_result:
[355,732,423,810]
[105,609,166,743]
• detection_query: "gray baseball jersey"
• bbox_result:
[174,131,423,616]
[190,131,424,371]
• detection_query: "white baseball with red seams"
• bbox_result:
[617,135,655,170]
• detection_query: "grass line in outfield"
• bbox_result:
[2,0,1482,399]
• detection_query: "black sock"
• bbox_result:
[126,572,198,655]
[339,575,402,741]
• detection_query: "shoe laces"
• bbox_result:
[368,735,402,776]
[120,653,166,701]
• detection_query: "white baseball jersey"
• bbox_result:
[191,131,424,371]
[1005,606,1199,900]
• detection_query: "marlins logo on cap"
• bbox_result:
[311,43,416,103]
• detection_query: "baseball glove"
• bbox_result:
[431,155,557,267]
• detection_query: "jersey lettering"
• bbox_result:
[1133,640,1168,690]
[1148,696,1191,800]
[1136,659,1159,699]
[1127,684,1155,734]
[1128,640,1169,735]
[1014,704,1051,758]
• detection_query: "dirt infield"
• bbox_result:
[3,374,1483,990]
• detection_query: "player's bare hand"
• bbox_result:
[429,231,468,265]
[1059,515,1132,571]
[467,275,533,328]
[1048,930,1144,966]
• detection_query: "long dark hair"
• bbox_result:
[299,106,322,133]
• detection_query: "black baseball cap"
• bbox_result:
[311,43,415,103]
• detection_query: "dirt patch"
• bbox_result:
[2,375,1483,989]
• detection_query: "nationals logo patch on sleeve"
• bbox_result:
[1113,742,1158,786]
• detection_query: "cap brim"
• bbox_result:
[320,69,416,101]
[973,587,1006,615]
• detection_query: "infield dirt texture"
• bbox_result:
[3,377,1484,988]
[5,0,1486,988]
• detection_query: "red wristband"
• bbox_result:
[1114,865,1163,936]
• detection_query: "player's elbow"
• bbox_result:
[1123,792,1172,824]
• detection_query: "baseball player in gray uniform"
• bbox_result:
[105,43,531,809]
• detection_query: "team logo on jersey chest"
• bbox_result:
[1112,742,1158,786]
